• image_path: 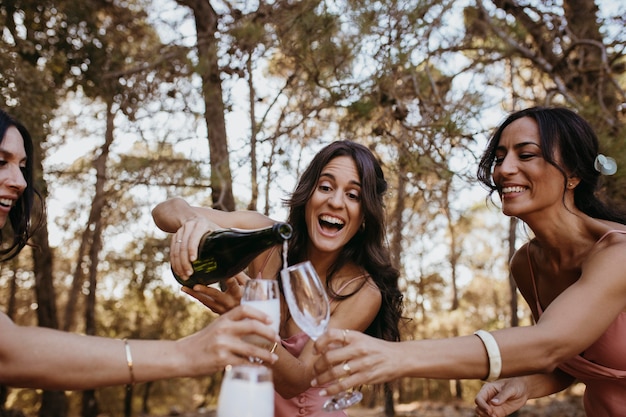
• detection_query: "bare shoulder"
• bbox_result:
[333,265,380,296]
[510,241,532,280]
[585,227,626,271]
[328,266,382,331]
[578,228,626,310]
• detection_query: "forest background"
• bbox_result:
[1,0,625,416]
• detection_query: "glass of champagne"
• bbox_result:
[217,364,273,417]
[240,279,280,361]
[280,261,363,411]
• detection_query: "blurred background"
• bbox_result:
[1,0,624,416]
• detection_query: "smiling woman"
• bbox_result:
[0,110,38,262]
[310,107,626,417]
[151,140,403,417]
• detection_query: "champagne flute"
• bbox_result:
[240,279,280,362]
[280,261,363,411]
[217,364,273,417]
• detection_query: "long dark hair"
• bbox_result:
[0,108,42,260]
[477,106,626,224]
[284,140,403,343]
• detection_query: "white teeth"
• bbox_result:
[502,186,526,194]
[319,215,344,225]
[0,198,13,207]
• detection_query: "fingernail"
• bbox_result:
[318,389,327,396]
[310,379,317,387]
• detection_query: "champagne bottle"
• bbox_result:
[172,222,293,287]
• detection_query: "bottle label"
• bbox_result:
[192,257,218,273]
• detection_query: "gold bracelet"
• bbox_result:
[123,339,135,385]
[270,342,279,354]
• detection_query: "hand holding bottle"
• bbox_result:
[171,222,292,287]
[170,216,223,280]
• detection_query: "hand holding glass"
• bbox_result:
[240,279,280,361]
[280,261,363,411]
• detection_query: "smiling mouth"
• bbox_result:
[501,186,527,194]
[0,198,14,208]
[319,215,345,231]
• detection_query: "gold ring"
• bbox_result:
[343,362,352,375]
[342,329,349,344]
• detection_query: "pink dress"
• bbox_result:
[274,332,347,417]
[528,230,626,415]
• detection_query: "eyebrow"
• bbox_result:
[0,149,28,164]
[319,172,362,188]
[496,141,541,152]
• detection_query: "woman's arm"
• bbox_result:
[0,306,279,390]
[312,241,626,393]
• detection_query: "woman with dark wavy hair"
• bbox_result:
[153,140,403,417]
[0,108,279,390]
[284,141,402,345]
[311,108,626,417]
[0,109,41,261]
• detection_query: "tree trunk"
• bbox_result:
[80,101,115,417]
[247,52,259,211]
[63,229,89,331]
[81,391,98,417]
[178,0,235,211]
[124,385,134,417]
[383,381,395,417]
[141,382,152,414]
[30,125,68,417]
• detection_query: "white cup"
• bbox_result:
[217,364,274,417]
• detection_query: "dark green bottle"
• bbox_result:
[172,222,293,287]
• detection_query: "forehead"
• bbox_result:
[320,156,360,182]
[498,117,540,147]
[1,126,27,159]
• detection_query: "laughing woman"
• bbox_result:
[152,140,403,417]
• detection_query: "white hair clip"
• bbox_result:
[594,154,617,175]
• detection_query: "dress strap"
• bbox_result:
[527,230,626,316]
[526,243,543,315]
[595,229,626,245]
[335,273,371,294]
